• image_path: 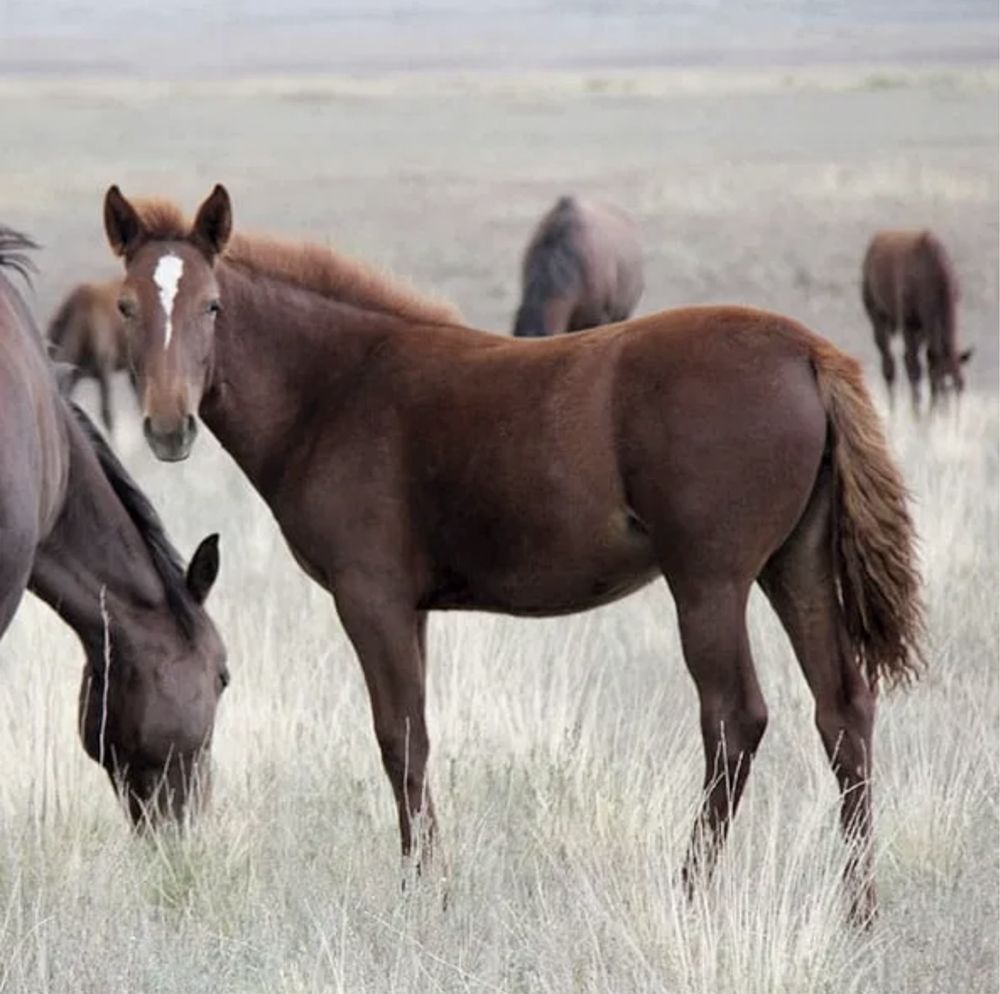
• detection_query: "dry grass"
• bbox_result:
[0,391,995,994]
[0,67,996,994]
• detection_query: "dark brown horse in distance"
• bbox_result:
[513,196,643,337]
[104,184,924,923]
[0,227,228,824]
[47,278,130,432]
[862,230,972,408]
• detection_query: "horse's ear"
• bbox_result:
[186,533,220,604]
[191,184,232,260]
[959,347,974,364]
[104,186,146,258]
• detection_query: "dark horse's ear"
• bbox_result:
[959,347,974,364]
[186,534,221,604]
[191,184,232,260]
[104,185,146,258]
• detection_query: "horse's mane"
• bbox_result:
[0,226,39,285]
[71,403,201,641]
[133,198,461,326]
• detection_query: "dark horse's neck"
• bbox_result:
[29,413,169,654]
[201,263,406,499]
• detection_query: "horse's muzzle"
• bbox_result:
[144,414,197,462]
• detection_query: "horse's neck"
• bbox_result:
[29,421,164,650]
[202,264,402,494]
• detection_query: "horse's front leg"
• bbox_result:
[333,576,437,867]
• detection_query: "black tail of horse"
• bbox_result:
[513,197,584,338]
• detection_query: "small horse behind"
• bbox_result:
[862,230,972,408]
[513,196,643,337]
[47,278,130,431]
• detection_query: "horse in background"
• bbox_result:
[862,230,972,409]
[47,278,130,431]
[0,227,228,825]
[513,196,644,337]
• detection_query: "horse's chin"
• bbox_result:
[120,753,212,829]
[143,414,198,461]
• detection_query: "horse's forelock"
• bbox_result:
[131,199,190,242]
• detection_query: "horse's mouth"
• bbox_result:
[143,415,197,462]
[118,753,212,828]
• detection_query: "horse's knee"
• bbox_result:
[703,696,768,761]
[375,720,429,786]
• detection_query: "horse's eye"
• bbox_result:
[206,299,222,316]
[117,298,135,319]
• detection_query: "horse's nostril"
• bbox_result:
[184,414,196,436]
[142,416,153,438]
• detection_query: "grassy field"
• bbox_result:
[0,67,997,993]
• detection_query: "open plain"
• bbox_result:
[0,64,997,993]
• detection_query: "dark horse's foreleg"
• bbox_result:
[759,464,877,926]
[676,581,767,895]
[333,580,437,865]
[97,367,114,433]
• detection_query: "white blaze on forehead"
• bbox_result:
[153,252,184,350]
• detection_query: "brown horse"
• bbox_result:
[104,185,924,922]
[0,226,228,824]
[47,278,130,432]
[513,196,643,337]
[862,230,972,408]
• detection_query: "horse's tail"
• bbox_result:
[46,287,80,356]
[812,344,925,688]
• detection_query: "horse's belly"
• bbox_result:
[424,514,660,616]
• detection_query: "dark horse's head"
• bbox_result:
[103,184,232,462]
[72,413,228,825]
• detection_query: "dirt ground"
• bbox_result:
[1,66,996,395]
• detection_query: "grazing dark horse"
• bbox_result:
[47,278,130,432]
[862,230,972,409]
[0,227,228,824]
[105,185,924,922]
[513,196,643,337]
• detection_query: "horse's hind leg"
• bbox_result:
[758,464,877,925]
[675,581,768,895]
